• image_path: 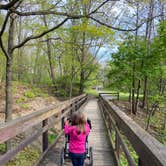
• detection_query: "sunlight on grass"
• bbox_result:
[84,88,99,97]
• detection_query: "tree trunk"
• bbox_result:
[43,16,55,84]
[131,62,136,114]
[128,88,131,102]
[58,56,63,76]
[135,79,141,113]
[17,16,22,81]
[79,30,86,94]
[5,14,15,151]
[5,57,13,122]
[46,39,55,84]
[79,70,85,94]
[142,76,148,109]
[142,0,154,109]
[159,78,165,96]
[33,44,40,84]
[5,56,13,151]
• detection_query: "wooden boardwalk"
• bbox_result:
[38,99,116,166]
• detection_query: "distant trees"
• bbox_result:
[0,0,129,126]
[107,20,166,114]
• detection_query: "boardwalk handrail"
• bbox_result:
[99,92,119,100]
[0,94,88,165]
[99,94,166,166]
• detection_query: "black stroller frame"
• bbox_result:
[60,116,93,166]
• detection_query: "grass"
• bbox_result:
[48,132,58,144]
[85,88,119,97]
[0,143,6,154]
[20,103,29,109]
[5,146,40,166]
[84,88,99,97]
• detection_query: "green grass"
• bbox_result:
[119,92,129,101]
[85,88,119,97]
[0,143,6,154]
[24,91,36,98]
[48,132,58,144]
[84,88,99,97]
[5,146,40,166]
[20,103,29,109]
[16,97,27,103]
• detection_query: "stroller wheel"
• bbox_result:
[89,147,93,166]
[60,147,65,166]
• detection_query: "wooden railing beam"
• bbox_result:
[99,95,166,166]
[0,94,87,165]
[42,119,48,152]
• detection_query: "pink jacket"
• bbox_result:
[64,123,90,153]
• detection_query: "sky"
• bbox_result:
[94,1,136,63]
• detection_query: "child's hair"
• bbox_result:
[71,112,86,134]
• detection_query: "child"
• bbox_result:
[64,112,91,166]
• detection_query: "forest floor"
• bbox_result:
[112,99,166,146]
[0,82,61,123]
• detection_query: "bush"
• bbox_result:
[0,143,5,154]
[24,91,36,98]
[48,133,58,144]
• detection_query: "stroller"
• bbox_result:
[60,116,93,166]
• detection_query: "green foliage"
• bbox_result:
[71,24,114,39]
[16,97,27,103]
[48,132,58,144]
[0,143,5,154]
[24,91,36,98]
[6,146,40,166]
[84,88,98,97]
[54,75,80,97]
[20,103,29,109]
[120,151,128,166]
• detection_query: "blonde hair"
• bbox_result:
[71,112,86,134]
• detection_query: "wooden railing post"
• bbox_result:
[42,119,48,152]
[75,100,78,111]
[72,101,76,112]
[117,93,119,100]
[138,157,144,166]
[115,131,120,159]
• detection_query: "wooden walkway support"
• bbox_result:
[99,93,166,166]
[38,99,116,166]
[0,94,88,165]
[83,99,116,166]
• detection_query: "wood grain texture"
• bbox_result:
[38,99,116,166]
[100,95,166,166]
[0,94,86,144]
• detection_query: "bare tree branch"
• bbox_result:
[0,11,10,59]
[39,37,61,43]
[88,0,112,15]
[11,10,85,19]
[88,16,143,31]
[0,0,21,10]
[12,18,69,51]
[11,0,113,18]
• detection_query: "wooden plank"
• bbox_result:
[38,99,116,166]
[99,99,136,166]
[83,99,116,166]
[42,119,48,152]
